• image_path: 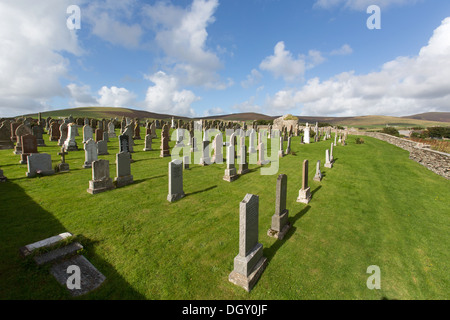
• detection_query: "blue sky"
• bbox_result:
[1,0,450,118]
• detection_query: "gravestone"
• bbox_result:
[10,122,19,142]
[20,134,38,164]
[183,155,190,170]
[297,160,312,204]
[107,122,116,138]
[330,143,334,163]
[133,122,141,140]
[97,140,109,155]
[87,159,115,194]
[150,122,157,139]
[32,125,46,146]
[143,134,153,151]
[122,125,135,153]
[14,124,32,154]
[83,139,98,169]
[102,131,109,143]
[160,125,170,157]
[223,145,238,182]
[278,136,284,158]
[95,128,103,143]
[286,136,292,154]
[64,124,78,151]
[325,149,333,168]
[212,133,223,164]
[26,153,55,178]
[167,159,185,202]
[248,130,257,154]
[83,125,93,144]
[58,123,68,146]
[229,194,267,292]
[304,124,310,144]
[313,160,322,181]
[49,122,60,141]
[200,141,211,166]
[238,145,249,175]
[114,152,133,188]
[0,122,14,149]
[57,147,70,172]
[257,142,269,165]
[268,174,291,240]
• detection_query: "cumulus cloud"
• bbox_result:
[0,0,83,117]
[265,17,450,116]
[144,71,199,117]
[330,44,353,56]
[241,69,263,88]
[67,83,136,108]
[203,107,225,117]
[259,42,306,82]
[84,0,143,48]
[143,0,227,89]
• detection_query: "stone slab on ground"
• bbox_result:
[20,232,72,257]
[50,255,106,297]
[34,242,83,266]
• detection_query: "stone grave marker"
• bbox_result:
[87,159,115,194]
[114,152,133,188]
[267,174,291,240]
[83,139,98,168]
[229,194,267,292]
[20,134,38,164]
[14,124,32,154]
[167,159,185,202]
[313,160,322,181]
[325,149,333,168]
[64,124,78,151]
[143,134,152,151]
[223,145,238,182]
[297,159,312,204]
[58,146,70,172]
[26,153,55,178]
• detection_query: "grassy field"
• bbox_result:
[336,115,449,129]
[0,128,448,300]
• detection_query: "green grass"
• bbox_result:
[0,129,448,300]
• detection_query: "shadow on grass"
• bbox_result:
[0,181,145,300]
[263,206,311,263]
[186,185,218,197]
[311,186,322,198]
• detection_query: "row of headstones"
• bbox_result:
[229,152,338,292]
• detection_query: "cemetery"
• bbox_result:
[0,115,448,300]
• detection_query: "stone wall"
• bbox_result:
[357,132,450,180]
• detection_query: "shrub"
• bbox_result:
[381,127,400,137]
[356,137,365,144]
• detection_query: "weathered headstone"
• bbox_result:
[87,159,115,194]
[114,152,133,188]
[167,159,185,202]
[268,174,291,240]
[183,155,190,170]
[143,134,152,151]
[212,133,223,164]
[297,160,311,204]
[278,136,284,158]
[20,134,38,164]
[14,124,32,154]
[95,128,103,143]
[238,145,249,175]
[32,125,46,147]
[313,160,322,181]
[97,140,109,155]
[160,125,170,157]
[107,121,116,138]
[83,139,98,168]
[304,124,310,144]
[286,136,292,154]
[26,153,55,178]
[330,143,334,163]
[83,124,93,144]
[223,145,238,182]
[57,147,70,172]
[325,149,333,168]
[0,123,14,149]
[229,194,267,292]
[64,124,78,151]
[49,122,60,141]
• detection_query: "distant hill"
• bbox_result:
[25,107,191,121]
[18,107,450,128]
[402,112,450,123]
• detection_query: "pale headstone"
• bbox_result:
[167,159,185,202]
[325,149,333,168]
[83,125,93,143]
[229,194,267,292]
[64,124,78,151]
[304,125,310,144]
[238,145,249,175]
[268,174,291,240]
[57,146,70,172]
[223,145,238,182]
[97,140,109,155]
[313,160,322,182]
[143,134,153,151]
[297,160,311,204]
[26,153,55,178]
[83,139,98,168]
[114,152,133,187]
[87,159,115,194]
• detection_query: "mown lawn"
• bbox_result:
[0,128,448,300]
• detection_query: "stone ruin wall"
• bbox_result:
[356,131,450,180]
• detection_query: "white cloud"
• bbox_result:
[97,86,137,107]
[330,44,353,56]
[260,41,306,82]
[314,0,418,11]
[265,17,450,116]
[67,84,98,107]
[144,71,199,117]
[143,0,227,89]
[241,69,263,88]
[0,0,83,117]
[203,107,225,117]
[232,97,262,113]
[84,0,143,48]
